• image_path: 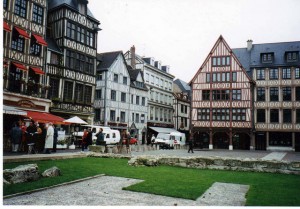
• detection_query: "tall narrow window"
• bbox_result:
[113,74,118,82]
[257,109,265,123]
[232,89,241,100]
[121,92,126,102]
[84,86,92,104]
[202,90,210,100]
[296,87,300,101]
[32,4,43,25]
[270,87,279,101]
[64,81,73,101]
[295,68,300,79]
[14,0,27,18]
[283,109,292,123]
[111,90,116,101]
[120,111,126,122]
[75,83,84,103]
[48,78,59,99]
[206,73,210,83]
[256,69,265,80]
[95,89,102,99]
[232,72,237,82]
[282,87,291,101]
[110,110,116,121]
[282,68,291,79]
[270,109,279,123]
[269,69,278,80]
[256,87,265,101]
[11,29,25,52]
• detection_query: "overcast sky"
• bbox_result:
[88,0,300,83]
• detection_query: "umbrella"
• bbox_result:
[63,116,88,124]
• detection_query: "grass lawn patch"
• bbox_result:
[3,157,300,206]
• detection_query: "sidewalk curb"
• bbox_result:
[3,174,105,199]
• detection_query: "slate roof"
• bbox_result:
[174,79,191,93]
[48,0,97,20]
[128,68,148,91]
[46,37,62,54]
[96,51,122,71]
[233,41,300,77]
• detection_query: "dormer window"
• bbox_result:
[261,53,274,63]
[286,51,298,62]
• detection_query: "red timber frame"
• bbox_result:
[189,35,255,150]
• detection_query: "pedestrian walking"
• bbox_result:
[188,134,194,153]
[44,122,54,154]
[10,122,22,152]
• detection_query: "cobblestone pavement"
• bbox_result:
[3,176,249,206]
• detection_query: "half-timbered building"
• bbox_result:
[46,0,100,123]
[125,46,175,144]
[233,40,300,151]
[127,67,148,142]
[173,79,191,138]
[190,36,254,150]
[3,0,53,144]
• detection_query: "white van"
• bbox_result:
[170,132,186,145]
[154,133,174,149]
[73,125,120,145]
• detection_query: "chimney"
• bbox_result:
[130,45,136,69]
[247,39,253,51]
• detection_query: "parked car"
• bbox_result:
[153,133,174,149]
[122,137,138,145]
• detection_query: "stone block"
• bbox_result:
[42,166,61,177]
[3,164,40,184]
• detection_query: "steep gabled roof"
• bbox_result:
[97,51,122,71]
[46,37,62,54]
[48,0,98,21]
[174,79,191,92]
[189,35,253,84]
[127,68,148,91]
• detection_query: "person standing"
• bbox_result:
[81,129,88,151]
[86,128,93,149]
[34,122,44,153]
[44,122,54,154]
[26,122,37,144]
[20,122,27,152]
[10,122,22,152]
[52,125,58,153]
[96,128,104,145]
[126,131,131,153]
[151,134,155,147]
[188,134,194,153]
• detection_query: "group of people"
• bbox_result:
[9,121,58,154]
[81,128,93,151]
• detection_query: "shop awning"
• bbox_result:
[3,21,11,32]
[30,67,45,75]
[26,111,66,124]
[12,62,27,71]
[32,34,48,46]
[14,26,30,39]
[3,105,27,116]
[149,127,179,134]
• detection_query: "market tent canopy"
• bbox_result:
[63,116,88,124]
[26,111,66,124]
[149,127,180,134]
[3,105,27,116]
